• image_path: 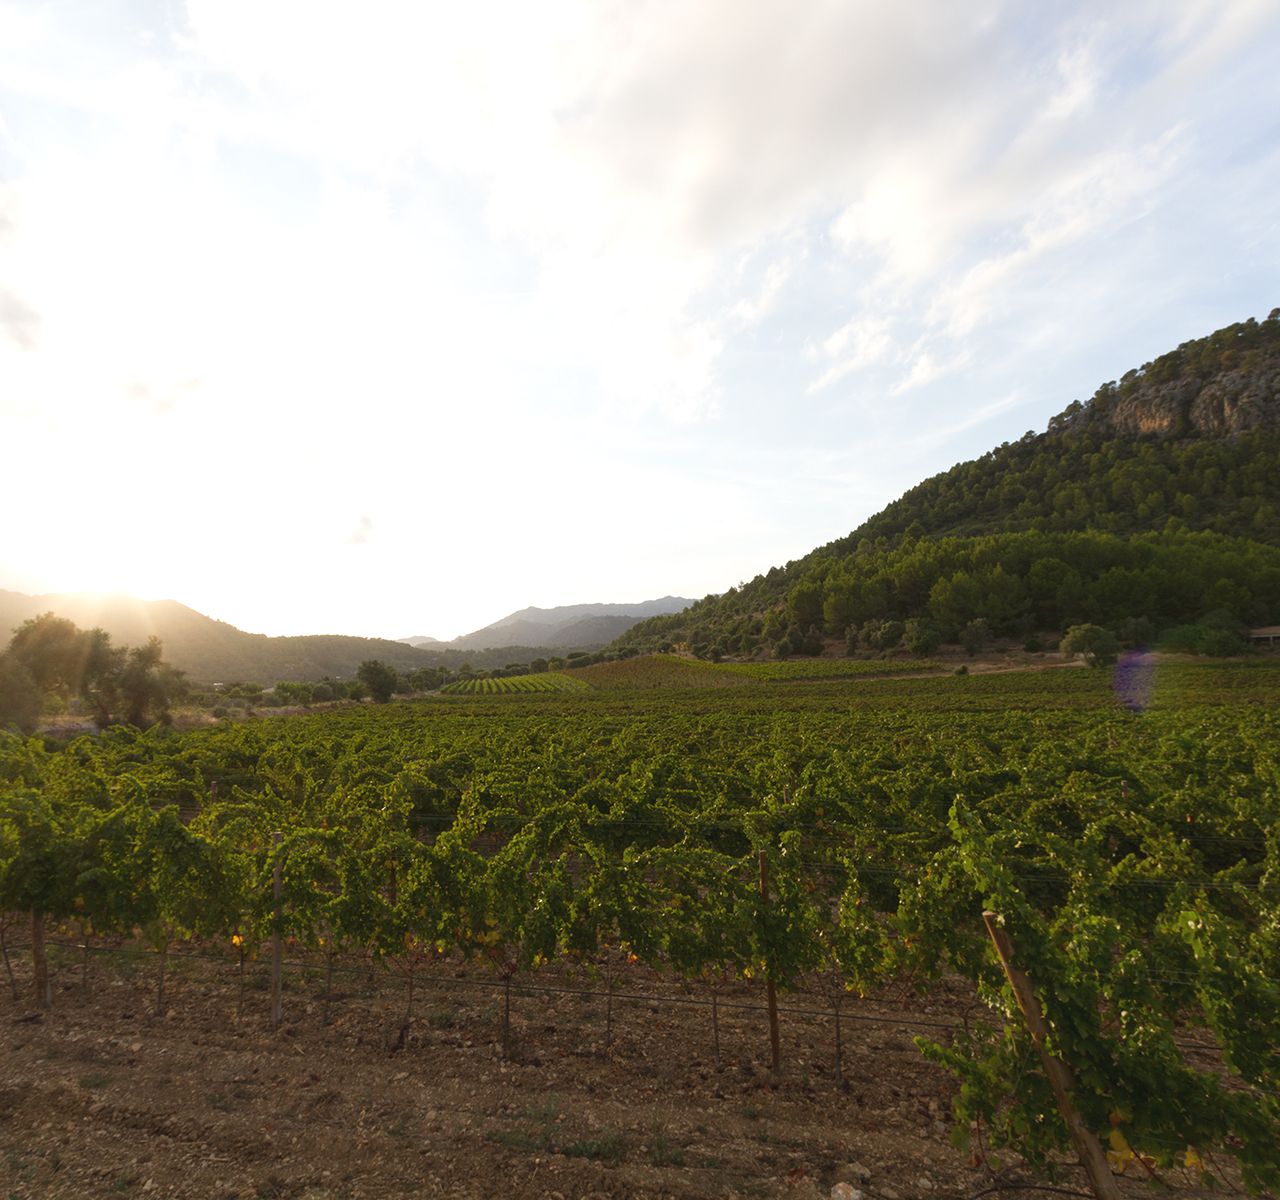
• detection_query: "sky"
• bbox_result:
[2,1,1278,641]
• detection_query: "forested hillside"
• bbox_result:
[615,310,1280,658]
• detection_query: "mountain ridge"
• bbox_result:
[611,309,1280,658]
[404,597,695,652]
[0,591,693,684]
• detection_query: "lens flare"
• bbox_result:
[1113,649,1156,712]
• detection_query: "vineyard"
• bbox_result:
[566,653,754,689]
[2,660,1279,1197]
[713,657,943,682]
[439,671,591,696]
[565,653,947,689]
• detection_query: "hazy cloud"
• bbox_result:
[346,515,374,546]
[732,256,794,328]
[0,288,39,349]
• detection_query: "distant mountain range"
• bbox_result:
[0,590,443,683]
[400,598,693,652]
[0,590,694,684]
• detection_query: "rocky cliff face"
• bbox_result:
[1186,363,1280,435]
[1092,364,1280,437]
[1065,314,1280,439]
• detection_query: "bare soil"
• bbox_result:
[0,941,1225,1200]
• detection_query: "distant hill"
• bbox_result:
[407,597,694,652]
[829,311,1280,549]
[0,591,697,684]
[613,310,1280,658]
[0,591,448,684]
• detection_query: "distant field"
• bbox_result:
[440,671,591,695]
[714,657,943,681]
[566,652,943,689]
[567,654,755,690]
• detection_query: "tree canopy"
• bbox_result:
[356,659,399,704]
[0,614,184,732]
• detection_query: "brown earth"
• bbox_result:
[0,938,1228,1200]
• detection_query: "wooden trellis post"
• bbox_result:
[759,850,781,1071]
[983,911,1121,1200]
[270,832,283,1028]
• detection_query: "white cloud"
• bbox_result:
[810,316,893,392]
[174,1,1035,421]
[920,125,1185,348]
[1043,38,1101,123]
[346,515,374,546]
[0,286,38,348]
[891,347,974,397]
[732,256,794,327]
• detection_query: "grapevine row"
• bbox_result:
[1,671,1277,1190]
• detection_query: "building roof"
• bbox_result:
[1250,626,1280,637]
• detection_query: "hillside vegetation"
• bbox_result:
[615,310,1280,659]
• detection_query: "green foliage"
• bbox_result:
[118,637,184,726]
[273,681,315,706]
[715,658,938,682]
[0,655,41,732]
[786,579,824,629]
[440,671,590,696]
[961,618,990,656]
[912,774,1280,1191]
[7,613,91,693]
[0,785,86,921]
[1160,609,1250,656]
[0,616,182,727]
[1061,623,1121,667]
[903,618,941,656]
[357,659,398,703]
[862,618,904,651]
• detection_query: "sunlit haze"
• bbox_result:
[3,1,1278,639]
